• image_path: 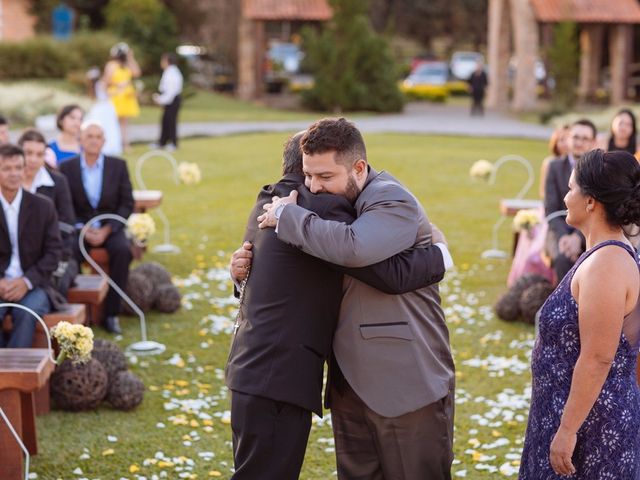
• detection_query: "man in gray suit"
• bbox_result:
[257,118,455,479]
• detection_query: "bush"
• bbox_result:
[0,37,74,79]
[0,32,123,81]
[104,0,178,74]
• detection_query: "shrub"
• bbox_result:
[0,37,75,79]
[104,0,178,74]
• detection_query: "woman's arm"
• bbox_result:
[549,246,638,475]
[127,51,141,78]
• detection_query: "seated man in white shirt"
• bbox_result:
[152,53,183,151]
[0,144,62,348]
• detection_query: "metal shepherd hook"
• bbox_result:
[79,213,166,355]
[135,149,181,254]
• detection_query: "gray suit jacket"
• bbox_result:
[277,167,455,417]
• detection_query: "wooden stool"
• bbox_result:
[88,248,110,275]
[67,274,108,327]
[0,349,54,480]
[133,189,163,213]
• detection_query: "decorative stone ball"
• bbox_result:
[511,274,550,301]
[50,358,108,411]
[520,281,555,325]
[494,289,521,322]
[91,338,127,382]
[153,283,182,313]
[107,370,145,411]
[122,271,155,314]
[134,262,173,288]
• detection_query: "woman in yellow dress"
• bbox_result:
[104,43,141,152]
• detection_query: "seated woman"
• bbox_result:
[520,149,640,478]
[48,104,83,166]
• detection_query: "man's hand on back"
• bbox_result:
[257,190,299,229]
[431,223,447,246]
[230,242,253,282]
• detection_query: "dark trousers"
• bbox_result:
[471,95,484,116]
[159,95,181,147]
[330,382,454,480]
[230,390,311,480]
[75,229,132,316]
[0,287,51,348]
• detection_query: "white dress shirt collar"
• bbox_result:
[28,167,55,193]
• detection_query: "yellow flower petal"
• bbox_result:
[102,449,114,456]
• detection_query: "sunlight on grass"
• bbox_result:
[32,133,547,479]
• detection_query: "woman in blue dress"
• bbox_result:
[48,104,83,165]
[520,149,640,479]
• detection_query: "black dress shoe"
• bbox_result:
[104,316,122,334]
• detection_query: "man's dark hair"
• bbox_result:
[282,131,305,175]
[56,104,83,131]
[572,118,597,139]
[0,143,24,160]
[163,53,178,65]
[17,128,47,147]
[301,117,367,168]
[0,115,7,126]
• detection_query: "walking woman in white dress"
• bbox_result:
[85,67,122,157]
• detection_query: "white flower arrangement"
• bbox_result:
[470,159,494,180]
[51,321,94,365]
[178,162,202,185]
[513,208,540,232]
[127,213,156,243]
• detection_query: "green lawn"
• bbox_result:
[31,133,548,479]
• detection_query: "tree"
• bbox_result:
[302,0,404,112]
[547,22,579,111]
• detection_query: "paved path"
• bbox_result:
[13,102,553,144]
[129,102,553,143]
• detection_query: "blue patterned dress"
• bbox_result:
[520,240,640,479]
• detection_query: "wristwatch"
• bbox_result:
[274,203,286,220]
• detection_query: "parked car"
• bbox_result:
[400,61,450,101]
[450,51,484,81]
[176,44,234,92]
[508,56,546,84]
[264,41,305,93]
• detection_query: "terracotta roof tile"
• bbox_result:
[243,0,332,21]
[530,0,640,23]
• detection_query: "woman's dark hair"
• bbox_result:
[575,149,640,228]
[608,108,637,155]
[56,104,83,131]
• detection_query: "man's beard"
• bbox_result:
[344,175,361,204]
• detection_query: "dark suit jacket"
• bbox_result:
[35,169,76,226]
[225,173,445,415]
[59,155,134,232]
[544,155,576,238]
[0,191,62,292]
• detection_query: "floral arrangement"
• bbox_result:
[178,162,202,185]
[51,321,94,365]
[513,209,540,232]
[469,159,494,180]
[127,213,156,243]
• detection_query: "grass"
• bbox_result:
[30,133,548,479]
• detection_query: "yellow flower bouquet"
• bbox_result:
[469,159,494,181]
[513,208,540,232]
[51,321,94,365]
[127,213,156,244]
[178,162,202,185]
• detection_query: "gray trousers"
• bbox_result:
[331,382,454,480]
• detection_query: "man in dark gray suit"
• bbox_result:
[258,118,455,479]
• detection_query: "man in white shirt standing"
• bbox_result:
[0,144,62,348]
[153,53,183,152]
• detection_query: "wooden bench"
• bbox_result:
[2,304,86,416]
[88,248,110,275]
[0,349,54,480]
[67,274,108,327]
[133,189,163,213]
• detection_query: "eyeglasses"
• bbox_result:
[571,135,592,142]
